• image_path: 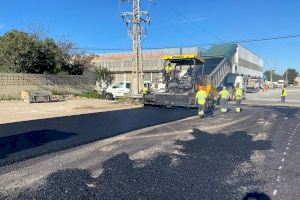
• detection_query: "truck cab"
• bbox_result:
[277,80,285,88]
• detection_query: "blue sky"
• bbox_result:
[0,0,300,73]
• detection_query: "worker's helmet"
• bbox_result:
[198,85,203,91]
[223,86,227,90]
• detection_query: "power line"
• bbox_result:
[159,1,223,42]
[76,33,300,52]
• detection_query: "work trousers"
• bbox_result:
[236,100,241,107]
[281,96,286,103]
[220,99,228,109]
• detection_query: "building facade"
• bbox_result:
[91,44,263,84]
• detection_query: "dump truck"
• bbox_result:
[144,54,231,107]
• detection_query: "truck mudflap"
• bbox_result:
[144,93,196,108]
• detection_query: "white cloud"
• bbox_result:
[0,24,4,29]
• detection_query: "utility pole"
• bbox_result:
[285,69,289,83]
[121,0,151,95]
[270,69,273,82]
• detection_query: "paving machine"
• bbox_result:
[144,54,220,107]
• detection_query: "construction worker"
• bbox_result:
[234,84,243,112]
[164,62,174,81]
[142,84,149,101]
[206,90,216,117]
[195,86,208,118]
[219,86,230,113]
[281,85,287,103]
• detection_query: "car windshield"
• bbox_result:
[112,82,124,88]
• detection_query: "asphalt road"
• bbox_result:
[0,104,299,199]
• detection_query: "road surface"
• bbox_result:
[0,90,299,199]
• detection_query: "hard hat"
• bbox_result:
[223,86,227,90]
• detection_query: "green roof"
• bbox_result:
[203,43,238,60]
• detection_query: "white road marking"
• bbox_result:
[281,158,285,162]
[283,152,287,155]
[273,190,278,196]
[286,147,289,150]
[279,166,282,170]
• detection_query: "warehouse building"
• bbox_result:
[91,43,263,84]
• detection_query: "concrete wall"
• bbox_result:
[0,73,96,98]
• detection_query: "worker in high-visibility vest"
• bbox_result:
[164,62,174,82]
[195,86,208,118]
[234,84,243,112]
[142,84,150,101]
[281,85,287,103]
[219,86,230,113]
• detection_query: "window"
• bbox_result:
[126,83,131,89]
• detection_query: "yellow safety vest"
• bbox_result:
[235,88,243,100]
[142,87,149,95]
[281,88,287,97]
[165,64,174,73]
[196,90,208,105]
[219,89,230,100]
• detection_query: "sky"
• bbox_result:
[0,0,300,74]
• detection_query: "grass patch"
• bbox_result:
[75,91,102,99]
[0,96,21,101]
[116,97,142,105]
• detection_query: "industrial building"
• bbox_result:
[91,43,263,85]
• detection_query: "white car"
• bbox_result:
[104,81,131,100]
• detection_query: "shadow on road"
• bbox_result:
[0,130,76,160]
[0,107,195,166]
[13,129,272,200]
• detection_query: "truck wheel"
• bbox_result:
[105,93,114,100]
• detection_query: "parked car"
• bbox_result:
[103,81,131,100]
[103,81,152,100]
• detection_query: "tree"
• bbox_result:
[0,30,88,75]
[0,30,40,73]
[95,67,113,88]
[263,70,283,81]
[283,68,299,84]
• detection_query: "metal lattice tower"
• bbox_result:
[121,0,151,95]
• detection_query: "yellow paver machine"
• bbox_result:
[144,54,229,107]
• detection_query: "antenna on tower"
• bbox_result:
[121,0,151,95]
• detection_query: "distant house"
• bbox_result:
[295,77,300,86]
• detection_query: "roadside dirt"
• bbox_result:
[0,99,141,124]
